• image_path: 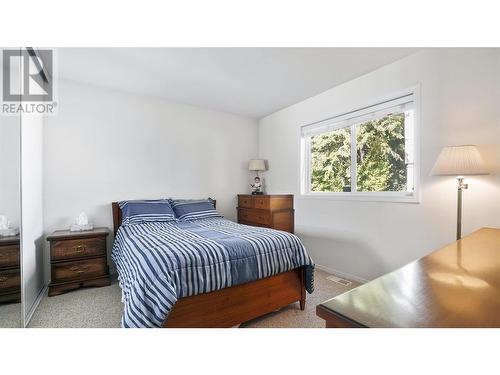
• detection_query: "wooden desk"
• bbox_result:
[317,228,500,328]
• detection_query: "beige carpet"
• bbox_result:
[28,269,361,328]
[0,302,22,328]
[29,278,123,328]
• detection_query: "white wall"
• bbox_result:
[43,80,258,274]
[259,49,500,281]
[0,116,20,228]
[21,115,45,325]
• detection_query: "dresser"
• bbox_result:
[47,228,111,297]
[0,235,21,304]
[237,194,294,233]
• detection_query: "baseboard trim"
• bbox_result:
[315,264,369,284]
[24,285,47,327]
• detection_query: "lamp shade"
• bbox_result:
[430,145,488,176]
[248,159,267,171]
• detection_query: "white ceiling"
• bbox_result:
[57,48,419,119]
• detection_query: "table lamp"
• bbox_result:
[248,159,267,195]
[430,145,488,240]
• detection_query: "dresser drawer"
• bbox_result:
[238,208,271,225]
[51,258,107,283]
[253,197,270,210]
[238,220,270,229]
[0,268,21,292]
[238,195,253,208]
[51,237,106,261]
[0,245,20,268]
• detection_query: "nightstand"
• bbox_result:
[47,227,111,297]
[237,194,294,233]
[0,235,21,304]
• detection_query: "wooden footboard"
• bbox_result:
[163,267,306,328]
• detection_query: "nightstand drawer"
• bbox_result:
[52,258,107,283]
[0,245,20,268]
[238,208,271,225]
[0,268,20,292]
[51,237,106,261]
[238,195,253,208]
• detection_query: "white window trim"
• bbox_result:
[299,85,421,204]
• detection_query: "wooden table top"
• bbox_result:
[0,234,20,246]
[318,228,500,328]
[46,227,109,241]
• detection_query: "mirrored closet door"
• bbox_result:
[0,103,22,328]
[0,47,50,328]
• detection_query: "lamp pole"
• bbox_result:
[456,177,468,240]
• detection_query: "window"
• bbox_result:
[301,88,418,202]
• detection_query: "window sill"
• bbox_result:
[298,192,420,204]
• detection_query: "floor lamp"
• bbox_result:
[430,145,488,240]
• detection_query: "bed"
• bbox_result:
[111,201,314,328]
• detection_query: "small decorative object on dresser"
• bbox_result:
[237,194,294,233]
[248,159,267,195]
[0,235,21,304]
[47,227,111,297]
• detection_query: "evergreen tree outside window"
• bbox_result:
[301,88,418,202]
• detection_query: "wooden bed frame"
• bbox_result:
[111,201,306,327]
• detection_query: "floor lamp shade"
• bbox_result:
[430,145,488,176]
[430,145,488,241]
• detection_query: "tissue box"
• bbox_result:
[69,224,94,232]
[0,227,20,237]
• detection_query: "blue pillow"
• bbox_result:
[169,199,222,221]
[119,200,176,225]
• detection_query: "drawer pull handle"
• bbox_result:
[69,266,88,274]
[74,245,86,253]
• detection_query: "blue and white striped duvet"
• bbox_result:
[112,217,314,328]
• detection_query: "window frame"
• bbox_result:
[299,85,421,203]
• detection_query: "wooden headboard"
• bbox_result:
[111,202,122,236]
[112,199,217,236]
